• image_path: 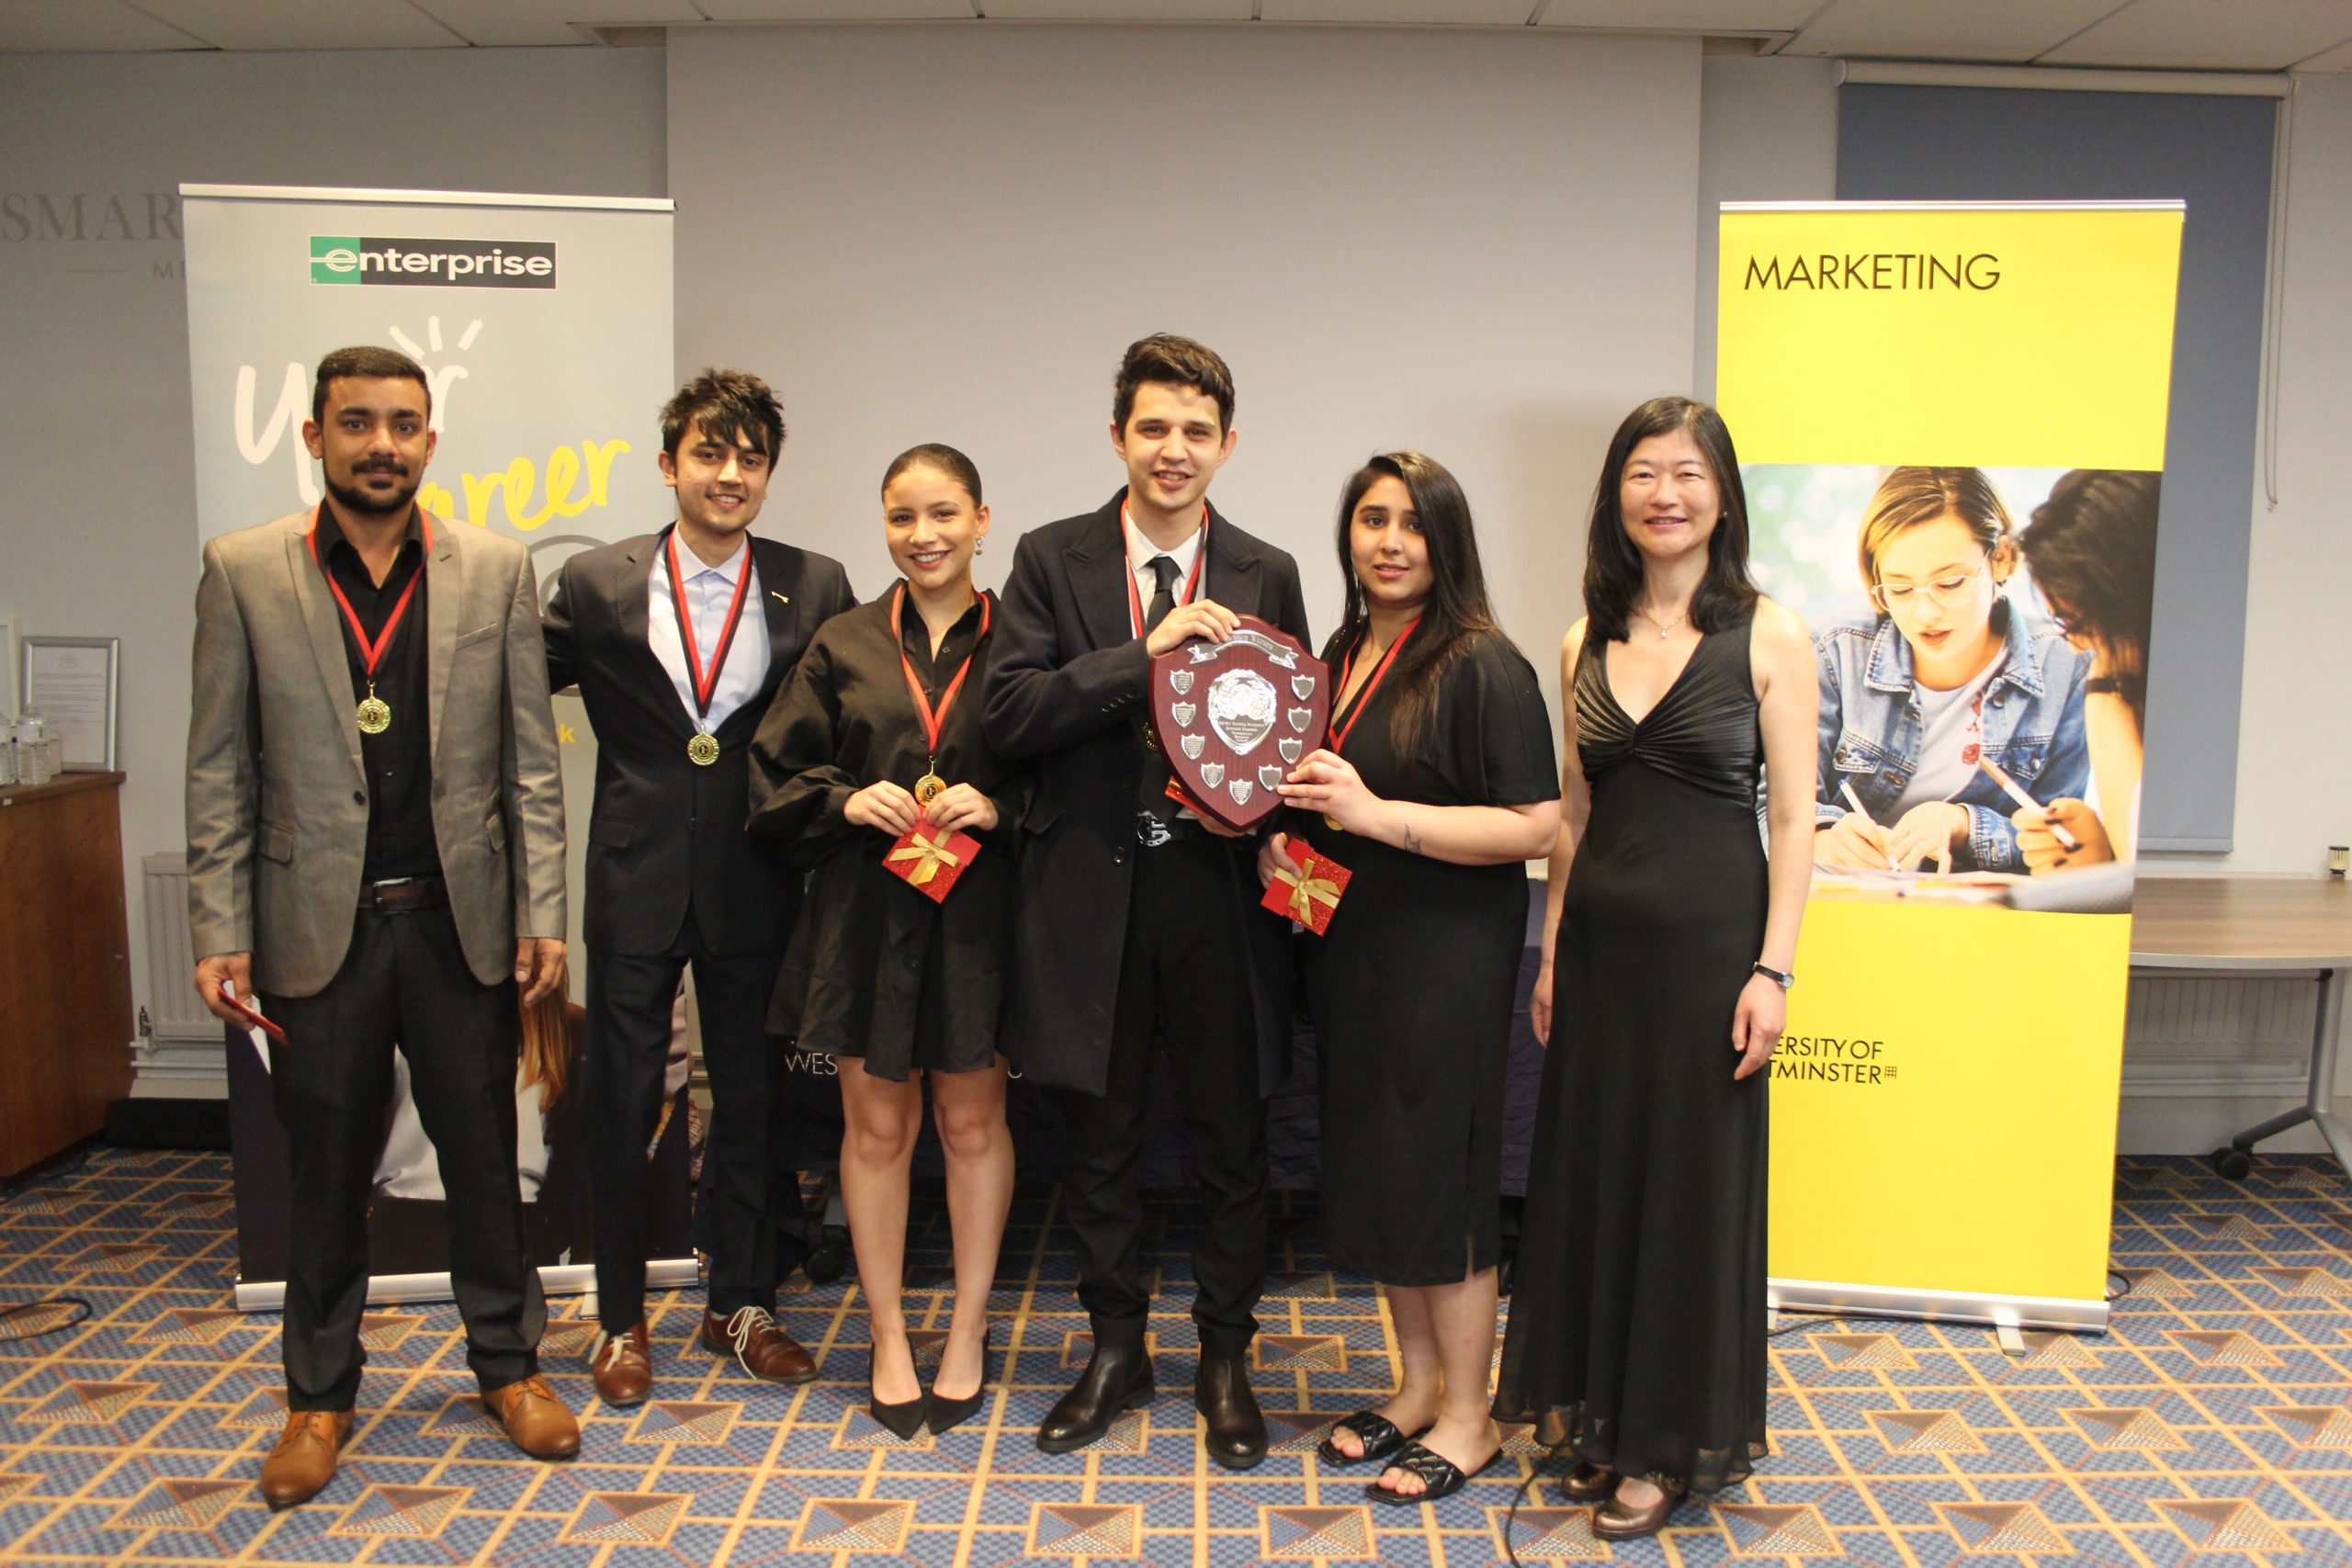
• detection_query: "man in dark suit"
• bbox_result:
[542,369,854,1404]
[187,346,577,1506]
[984,334,1308,1469]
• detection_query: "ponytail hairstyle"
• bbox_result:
[1331,451,1510,754]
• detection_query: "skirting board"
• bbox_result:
[232,1258,701,1314]
[1770,1276,2109,1333]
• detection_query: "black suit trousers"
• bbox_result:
[261,906,544,1410]
[585,911,803,1333]
[1063,837,1268,1357]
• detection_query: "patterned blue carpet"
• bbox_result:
[3,1148,2351,1565]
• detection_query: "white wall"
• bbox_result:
[667,24,1703,708]
[0,47,665,1082]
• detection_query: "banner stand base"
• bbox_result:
[232,1258,702,1314]
[1770,1276,2108,1335]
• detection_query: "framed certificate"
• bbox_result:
[21,636,119,773]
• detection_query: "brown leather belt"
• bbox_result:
[359,875,448,914]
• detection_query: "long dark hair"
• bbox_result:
[2021,469,2160,728]
[1581,396,1758,644]
[1330,451,1505,753]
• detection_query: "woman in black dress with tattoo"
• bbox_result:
[1264,452,1559,1506]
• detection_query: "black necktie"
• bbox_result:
[1144,555,1179,636]
[1136,555,1183,824]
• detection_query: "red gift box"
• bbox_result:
[884,820,980,903]
[1261,847,1351,936]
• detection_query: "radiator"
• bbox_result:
[137,852,227,1081]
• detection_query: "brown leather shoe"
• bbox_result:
[482,1374,581,1460]
[258,1410,352,1508]
[590,1321,652,1406]
[1592,1478,1686,1540]
[1557,1461,1615,1503]
[702,1306,818,1383]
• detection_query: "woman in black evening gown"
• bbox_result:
[747,445,1023,1441]
[1263,453,1559,1505]
[1493,399,1816,1539]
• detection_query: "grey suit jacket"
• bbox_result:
[186,508,567,998]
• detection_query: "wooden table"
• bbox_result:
[2131,875,2352,1179]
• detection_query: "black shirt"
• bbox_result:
[313,505,440,882]
[894,586,989,717]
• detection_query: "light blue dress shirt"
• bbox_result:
[648,534,770,733]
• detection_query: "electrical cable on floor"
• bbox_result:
[0,1151,97,1341]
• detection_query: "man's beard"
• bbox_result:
[325,467,420,518]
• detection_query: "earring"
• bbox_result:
[975,540,985,556]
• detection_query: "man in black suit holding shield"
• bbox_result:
[984,334,1308,1468]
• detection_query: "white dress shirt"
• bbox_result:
[649,533,770,732]
[1123,510,1205,631]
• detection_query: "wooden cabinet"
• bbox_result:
[0,772,135,1180]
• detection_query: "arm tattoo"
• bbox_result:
[1401,819,1423,856]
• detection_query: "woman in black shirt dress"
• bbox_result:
[748,445,1023,1440]
[1265,452,1559,1504]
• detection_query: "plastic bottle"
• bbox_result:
[13,705,51,786]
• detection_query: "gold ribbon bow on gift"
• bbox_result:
[1275,860,1342,923]
[888,827,964,886]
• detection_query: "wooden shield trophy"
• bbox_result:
[1148,616,1329,833]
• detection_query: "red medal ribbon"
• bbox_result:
[890,584,992,757]
[306,503,433,687]
[1329,617,1420,754]
[664,527,756,722]
[1121,501,1208,638]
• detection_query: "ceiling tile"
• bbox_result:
[1536,1,1816,31]
[1783,0,2121,62]
[979,0,1252,17]
[130,0,466,50]
[0,0,208,51]
[410,0,707,47]
[1261,0,1536,22]
[2041,0,2352,70]
[2295,34,2352,68]
[697,0,975,17]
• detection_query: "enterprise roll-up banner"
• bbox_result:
[1719,201,2184,1331]
[181,185,687,1313]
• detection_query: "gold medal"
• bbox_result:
[356,694,391,735]
[914,773,946,807]
[1323,813,1344,833]
[687,732,720,766]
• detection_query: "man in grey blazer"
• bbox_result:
[187,345,577,1508]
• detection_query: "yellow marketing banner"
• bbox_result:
[1718,202,2183,1326]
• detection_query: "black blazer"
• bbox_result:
[543,528,855,957]
[981,490,1311,1098]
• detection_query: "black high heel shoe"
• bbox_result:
[868,1344,928,1441]
[925,1325,993,1436]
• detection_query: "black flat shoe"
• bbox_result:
[1195,1349,1267,1471]
[1556,1461,1614,1502]
[1037,1341,1154,1453]
[867,1347,927,1441]
[925,1325,992,1436]
[1366,1438,1499,1506]
[1316,1409,1410,1467]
